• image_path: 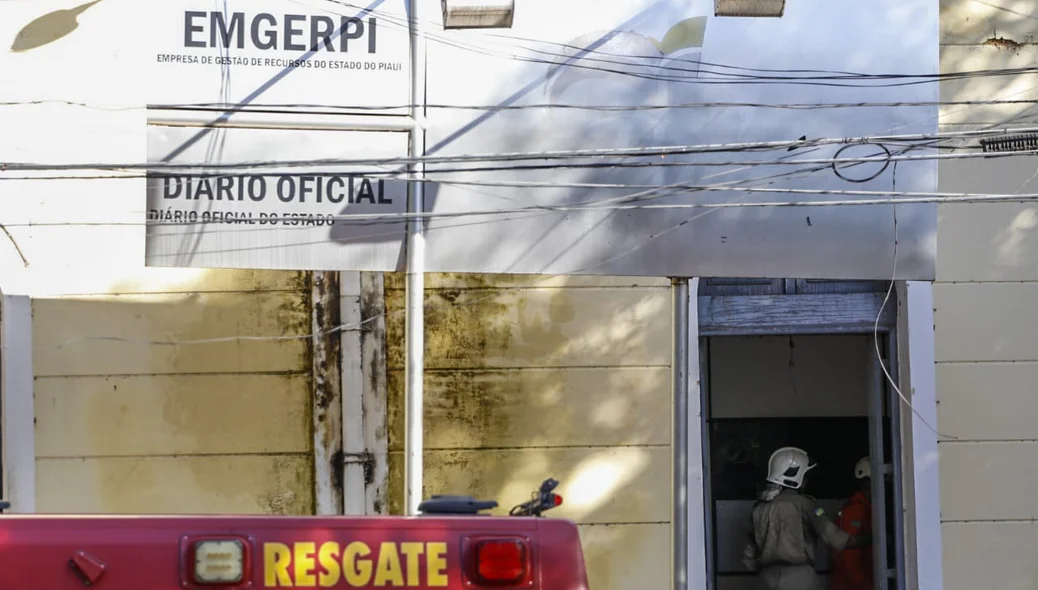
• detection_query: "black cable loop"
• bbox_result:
[831,143,891,183]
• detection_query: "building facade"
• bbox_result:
[0,1,1034,590]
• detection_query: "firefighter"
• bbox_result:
[831,457,874,590]
[742,446,871,590]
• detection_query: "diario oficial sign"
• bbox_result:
[149,0,410,108]
[144,126,410,272]
[151,173,395,227]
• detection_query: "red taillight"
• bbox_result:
[553,495,564,507]
[472,539,527,585]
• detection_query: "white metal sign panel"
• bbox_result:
[145,125,408,270]
[143,0,938,280]
[148,0,410,111]
[419,0,939,280]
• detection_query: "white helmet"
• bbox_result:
[854,457,871,480]
[766,446,816,490]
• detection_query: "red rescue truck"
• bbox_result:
[0,478,589,590]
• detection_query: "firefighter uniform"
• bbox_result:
[742,447,854,590]
[831,458,874,590]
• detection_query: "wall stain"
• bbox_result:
[260,456,313,515]
[384,273,515,513]
[57,269,315,515]
[385,370,515,452]
[984,34,1023,51]
[384,275,513,370]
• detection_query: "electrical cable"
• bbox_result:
[0,125,1025,173]
[0,44,1021,369]
[9,189,1038,231]
[315,0,1038,89]
[6,98,1038,113]
[1,155,846,355]
[872,161,958,441]
[832,143,891,183]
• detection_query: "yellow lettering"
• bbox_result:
[318,542,342,587]
[374,542,404,586]
[264,542,294,587]
[426,542,448,587]
[399,543,424,586]
[295,542,317,587]
[343,542,373,586]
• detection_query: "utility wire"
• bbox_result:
[5,98,1038,112]
[1,125,1023,173]
[11,188,1038,231]
[315,0,1032,89]
[10,147,1015,179]
[0,32,1020,385]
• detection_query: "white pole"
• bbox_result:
[404,0,427,517]
[672,278,690,590]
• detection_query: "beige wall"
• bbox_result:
[31,270,315,515]
[382,272,673,590]
[938,2,1038,589]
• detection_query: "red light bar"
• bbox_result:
[471,539,527,586]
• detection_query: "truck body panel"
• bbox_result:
[0,514,589,590]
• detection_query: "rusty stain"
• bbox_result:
[383,272,517,514]
[386,370,515,451]
[358,272,390,514]
[384,280,512,370]
[260,456,312,515]
[984,35,1023,51]
[331,449,345,491]
[311,271,344,514]
[311,273,340,415]
[288,270,312,293]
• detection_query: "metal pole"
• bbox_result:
[869,352,889,590]
[672,278,690,590]
[404,0,427,517]
[886,332,907,590]
[700,339,715,590]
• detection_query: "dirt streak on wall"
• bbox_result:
[383,272,672,590]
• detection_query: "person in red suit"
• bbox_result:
[831,457,874,590]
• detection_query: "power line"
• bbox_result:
[314,0,1032,89]
[9,189,1038,232]
[0,143,1023,178]
[7,98,1038,112]
[2,125,1025,173]
[0,108,1017,381]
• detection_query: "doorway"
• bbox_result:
[696,279,907,590]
